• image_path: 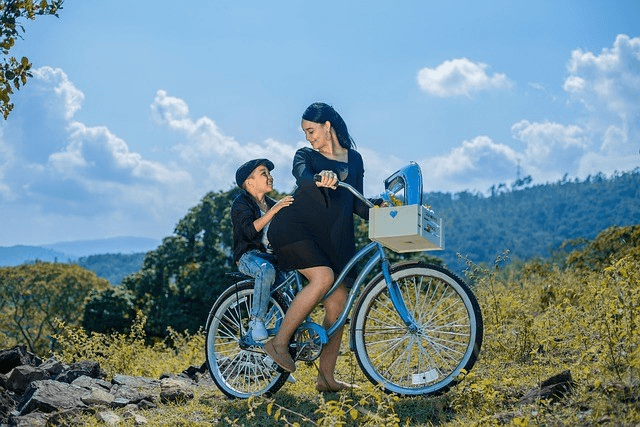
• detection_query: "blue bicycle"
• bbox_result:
[205,163,483,399]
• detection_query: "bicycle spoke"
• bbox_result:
[353,264,482,396]
[206,283,291,398]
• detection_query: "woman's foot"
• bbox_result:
[315,377,359,393]
[264,340,296,373]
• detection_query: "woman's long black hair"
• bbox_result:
[302,102,356,149]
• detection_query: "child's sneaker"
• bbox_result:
[249,319,268,341]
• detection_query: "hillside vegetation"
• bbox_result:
[47,224,639,426]
[430,168,640,273]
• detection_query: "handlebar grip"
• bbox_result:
[312,173,373,207]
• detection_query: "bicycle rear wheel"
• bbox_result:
[351,262,483,396]
[205,281,291,398]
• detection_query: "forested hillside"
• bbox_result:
[75,253,146,285]
[429,169,640,273]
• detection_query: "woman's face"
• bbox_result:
[301,119,330,150]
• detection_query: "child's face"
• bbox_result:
[246,165,274,193]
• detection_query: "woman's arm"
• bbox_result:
[352,151,372,220]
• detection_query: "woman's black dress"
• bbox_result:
[267,147,369,274]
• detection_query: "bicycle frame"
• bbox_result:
[270,175,420,352]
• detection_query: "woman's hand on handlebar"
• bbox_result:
[314,170,338,190]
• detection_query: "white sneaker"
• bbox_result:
[249,319,268,341]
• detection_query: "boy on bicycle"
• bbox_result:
[232,158,294,341]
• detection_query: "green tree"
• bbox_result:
[0,261,109,353]
[86,188,242,339]
[1,0,63,119]
[82,286,137,334]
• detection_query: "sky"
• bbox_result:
[0,0,639,246]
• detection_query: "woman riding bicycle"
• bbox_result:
[266,102,381,392]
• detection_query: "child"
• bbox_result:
[231,158,293,341]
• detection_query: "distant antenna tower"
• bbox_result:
[516,159,521,181]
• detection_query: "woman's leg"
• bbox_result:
[265,265,334,372]
[316,284,353,391]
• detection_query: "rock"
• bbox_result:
[0,346,208,426]
[519,370,576,404]
[112,374,161,389]
[137,399,156,410]
[39,357,65,377]
[111,397,131,408]
[55,360,105,383]
[16,379,90,415]
[181,363,207,380]
[7,411,48,426]
[6,365,50,394]
[47,407,96,426]
[81,387,116,406]
[72,375,112,392]
[159,377,194,404]
[0,388,17,424]
[0,347,41,375]
[111,384,158,405]
[96,409,121,425]
[123,408,149,425]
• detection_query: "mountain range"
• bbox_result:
[0,236,160,267]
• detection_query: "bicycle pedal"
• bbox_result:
[263,356,279,371]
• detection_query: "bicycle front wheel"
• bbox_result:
[205,281,290,399]
[351,262,483,396]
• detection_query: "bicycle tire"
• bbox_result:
[351,262,483,396]
[205,280,291,399]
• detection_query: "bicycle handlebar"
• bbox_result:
[313,174,374,208]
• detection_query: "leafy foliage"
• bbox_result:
[431,168,640,273]
[55,312,203,379]
[0,261,109,353]
[0,0,63,119]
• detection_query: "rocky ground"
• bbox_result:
[0,346,211,426]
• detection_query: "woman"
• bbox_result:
[266,102,372,392]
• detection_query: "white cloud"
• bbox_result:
[564,34,640,118]
[31,67,84,120]
[510,120,588,182]
[151,90,298,192]
[560,34,640,177]
[0,70,200,244]
[417,58,512,97]
[417,136,520,193]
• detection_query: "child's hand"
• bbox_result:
[273,195,294,213]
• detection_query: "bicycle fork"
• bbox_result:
[377,245,419,332]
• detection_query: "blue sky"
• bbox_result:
[1,0,638,246]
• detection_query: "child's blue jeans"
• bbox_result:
[236,250,285,321]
